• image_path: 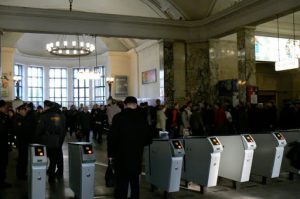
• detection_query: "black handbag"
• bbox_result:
[105,159,115,187]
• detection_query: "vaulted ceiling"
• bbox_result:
[0,0,300,58]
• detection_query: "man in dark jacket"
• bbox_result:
[35,100,65,183]
[77,106,91,142]
[0,100,12,189]
[107,96,152,199]
[14,103,31,180]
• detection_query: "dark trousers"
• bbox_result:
[47,148,59,178]
[115,173,140,199]
[16,143,28,178]
[56,145,64,177]
[0,151,8,184]
[82,129,90,142]
[94,124,103,142]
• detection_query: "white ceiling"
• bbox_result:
[0,0,244,20]
[1,0,299,58]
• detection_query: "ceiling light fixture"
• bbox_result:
[46,35,95,57]
[76,35,101,80]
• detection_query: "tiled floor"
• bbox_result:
[1,134,300,199]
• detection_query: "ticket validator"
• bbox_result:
[28,144,47,199]
[218,135,257,188]
[144,139,185,195]
[68,142,96,199]
[181,137,223,193]
[251,132,287,183]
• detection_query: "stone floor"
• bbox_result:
[1,134,300,199]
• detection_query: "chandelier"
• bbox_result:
[76,35,101,80]
[46,35,95,57]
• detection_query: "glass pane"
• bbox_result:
[38,68,43,77]
[49,79,54,87]
[38,78,43,87]
[33,68,37,76]
[55,69,61,78]
[79,79,85,86]
[62,89,67,97]
[86,89,89,97]
[50,89,54,97]
[28,67,32,76]
[55,79,61,87]
[79,88,85,97]
[55,89,61,97]
[73,80,78,87]
[49,69,55,77]
[62,80,67,88]
[73,89,78,97]
[62,69,67,78]
[32,88,37,97]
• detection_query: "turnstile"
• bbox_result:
[251,132,287,182]
[145,139,185,194]
[28,144,47,199]
[181,137,223,192]
[218,134,256,187]
[281,130,300,178]
[68,142,96,199]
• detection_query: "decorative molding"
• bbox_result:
[0,0,299,41]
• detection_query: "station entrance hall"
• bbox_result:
[1,0,300,199]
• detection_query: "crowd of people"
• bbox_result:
[1,96,300,198]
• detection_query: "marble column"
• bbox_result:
[163,41,175,106]
[186,42,218,104]
[1,47,15,101]
[0,32,2,100]
[237,27,256,103]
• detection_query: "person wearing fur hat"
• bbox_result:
[0,100,12,188]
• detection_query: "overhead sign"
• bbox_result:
[275,58,299,71]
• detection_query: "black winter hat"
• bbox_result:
[124,96,137,104]
[0,100,6,108]
[44,100,53,108]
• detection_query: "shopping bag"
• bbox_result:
[105,159,115,187]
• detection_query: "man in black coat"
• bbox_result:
[14,103,31,180]
[107,96,152,199]
[0,100,12,189]
[35,100,65,183]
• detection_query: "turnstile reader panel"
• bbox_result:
[28,144,47,199]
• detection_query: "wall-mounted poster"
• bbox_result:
[142,69,157,84]
[1,74,9,97]
[115,76,128,97]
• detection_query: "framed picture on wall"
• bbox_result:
[115,76,128,97]
[142,69,157,84]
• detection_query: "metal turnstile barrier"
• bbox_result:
[144,139,185,196]
[181,136,223,193]
[251,132,287,182]
[28,144,47,199]
[68,142,96,199]
[218,134,257,188]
